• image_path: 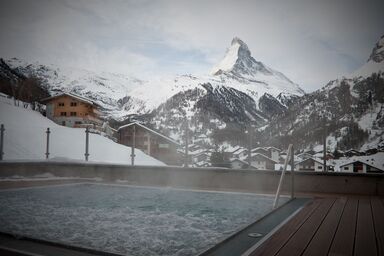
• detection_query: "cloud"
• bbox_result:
[0,0,383,92]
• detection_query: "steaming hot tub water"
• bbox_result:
[0,183,288,256]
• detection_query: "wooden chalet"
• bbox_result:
[40,92,102,128]
[295,157,331,172]
[118,122,181,166]
[340,160,384,173]
[229,158,249,169]
[250,153,277,170]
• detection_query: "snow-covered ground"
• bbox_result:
[0,97,165,165]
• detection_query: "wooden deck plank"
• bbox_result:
[371,198,384,256]
[328,198,358,256]
[302,197,347,256]
[274,198,335,256]
[354,198,377,256]
[248,199,322,256]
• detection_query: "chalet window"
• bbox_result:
[60,112,66,116]
[70,112,77,116]
[70,102,77,107]
[58,102,64,107]
[159,143,169,149]
[344,166,349,170]
[318,166,322,169]
[75,121,82,124]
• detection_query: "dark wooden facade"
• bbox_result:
[118,123,181,166]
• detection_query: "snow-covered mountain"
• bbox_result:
[262,35,384,152]
[211,37,303,95]
[0,37,304,122]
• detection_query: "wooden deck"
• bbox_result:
[249,197,384,256]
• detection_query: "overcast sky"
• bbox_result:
[0,0,383,92]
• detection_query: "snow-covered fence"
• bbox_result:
[0,124,94,162]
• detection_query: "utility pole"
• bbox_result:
[45,128,50,159]
[0,124,4,161]
[131,125,136,166]
[184,119,189,167]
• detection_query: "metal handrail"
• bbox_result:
[273,144,294,209]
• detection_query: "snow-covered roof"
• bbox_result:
[230,158,248,164]
[337,153,384,171]
[339,160,383,172]
[117,122,180,146]
[297,152,313,159]
[265,146,281,152]
[251,147,269,153]
[344,149,362,154]
[251,153,278,163]
[40,92,99,107]
[295,157,328,166]
[232,147,247,154]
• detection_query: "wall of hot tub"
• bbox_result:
[0,162,383,196]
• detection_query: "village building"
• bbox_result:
[251,147,270,157]
[117,122,181,166]
[192,151,210,165]
[344,149,364,157]
[313,151,335,160]
[295,158,331,172]
[233,148,248,160]
[265,146,281,162]
[41,92,102,128]
[250,153,277,170]
[297,152,313,161]
[229,158,249,169]
[339,160,384,173]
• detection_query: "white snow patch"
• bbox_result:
[211,42,241,74]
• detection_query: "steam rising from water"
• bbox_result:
[0,184,288,255]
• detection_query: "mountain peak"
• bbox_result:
[210,38,292,81]
[211,37,271,77]
[230,37,251,58]
[368,35,384,63]
[211,37,251,75]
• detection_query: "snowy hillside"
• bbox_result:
[131,38,304,113]
[0,96,165,165]
[1,37,304,120]
[262,35,384,152]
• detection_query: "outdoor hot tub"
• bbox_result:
[0,183,290,256]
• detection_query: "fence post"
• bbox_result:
[45,128,50,159]
[85,127,89,161]
[0,124,4,160]
[247,126,252,168]
[184,119,189,167]
[131,125,136,166]
[290,145,295,199]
